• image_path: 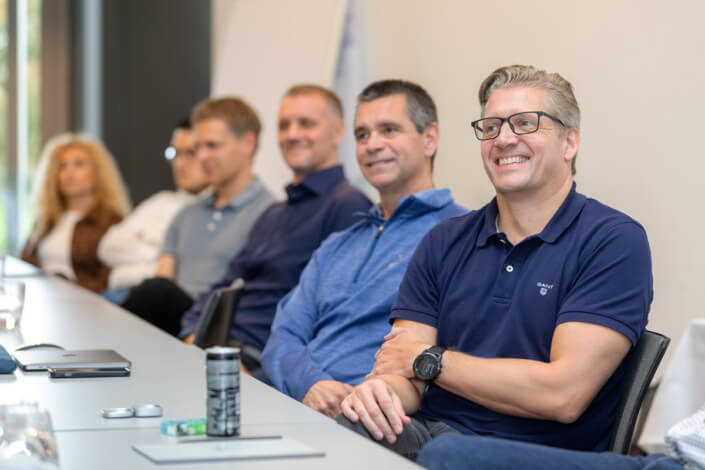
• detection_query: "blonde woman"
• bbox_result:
[21,133,130,293]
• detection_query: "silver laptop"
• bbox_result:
[13,349,131,371]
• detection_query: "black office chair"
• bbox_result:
[192,279,244,349]
[607,329,670,454]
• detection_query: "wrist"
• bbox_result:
[413,345,446,382]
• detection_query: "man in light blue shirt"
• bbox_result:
[261,80,467,417]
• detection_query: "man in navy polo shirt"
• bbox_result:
[339,65,653,460]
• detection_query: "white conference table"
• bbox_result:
[0,262,420,469]
[638,318,705,454]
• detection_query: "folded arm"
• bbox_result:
[372,319,631,424]
[340,319,435,443]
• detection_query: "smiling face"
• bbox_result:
[481,87,578,198]
[57,145,96,202]
[193,118,254,191]
[278,93,343,182]
[354,93,437,197]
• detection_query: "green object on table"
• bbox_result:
[161,418,207,436]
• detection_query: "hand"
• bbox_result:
[370,328,430,378]
[302,380,353,418]
[183,334,195,344]
[340,378,411,444]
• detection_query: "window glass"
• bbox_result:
[0,0,41,254]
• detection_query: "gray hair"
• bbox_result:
[358,79,437,132]
[358,79,438,167]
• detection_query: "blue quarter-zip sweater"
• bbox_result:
[261,188,467,401]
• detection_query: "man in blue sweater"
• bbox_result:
[261,80,466,417]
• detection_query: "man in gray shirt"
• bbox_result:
[122,97,274,335]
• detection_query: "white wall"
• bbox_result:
[213,0,705,372]
[212,0,347,199]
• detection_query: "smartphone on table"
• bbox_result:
[48,367,131,378]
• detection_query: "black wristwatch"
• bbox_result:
[413,346,445,381]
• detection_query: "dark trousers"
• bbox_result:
[121,277,193,337]
[334,413,461,461]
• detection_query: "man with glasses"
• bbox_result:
[338,65,653,460]
[98,119,209,302]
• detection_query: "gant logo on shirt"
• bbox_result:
[536,282,554,296]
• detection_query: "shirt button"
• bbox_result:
[213,212,223,221]
[207,222,216,232]
[505,265,514,273]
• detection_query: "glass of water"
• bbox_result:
[0,402,60,469]
[0,280,25,331]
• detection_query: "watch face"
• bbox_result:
[414,353,440,380]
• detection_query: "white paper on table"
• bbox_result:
[132,437,325,463]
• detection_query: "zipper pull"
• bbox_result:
[376,224,384,238]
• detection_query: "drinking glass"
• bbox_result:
[0,280,25,331]
[0,402,60,469]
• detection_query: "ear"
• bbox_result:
[422,122,440,159]
[563,127,580,163]
[333,118,345,147]
[242,131,258,157]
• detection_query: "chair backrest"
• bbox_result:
[192,279,245,349]
[607,329,670,454]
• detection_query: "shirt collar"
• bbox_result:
[285,165,345,202]
[363,188,455,221]
[203,177,265,211]
[477,182,586,246]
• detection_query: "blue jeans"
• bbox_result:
[102,287,131,304]
[416,435,683,470]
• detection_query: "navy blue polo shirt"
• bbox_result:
[180,165,371,349]
[390,184,652,451]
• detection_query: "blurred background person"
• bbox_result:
[21,133,131,293]
[98,119,209,303]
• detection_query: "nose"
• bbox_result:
[363,130,383,155]
[282,122,301,141]
[196,146,209,163]
[494,120,518,147]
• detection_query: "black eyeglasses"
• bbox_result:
[470,111,566,141]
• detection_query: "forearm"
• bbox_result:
[99,229,157,266]
[377,374,424,415]
[435,322,631,424]
[262,335,330,400]
[436,353,597,423]
[155,254,176,279]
